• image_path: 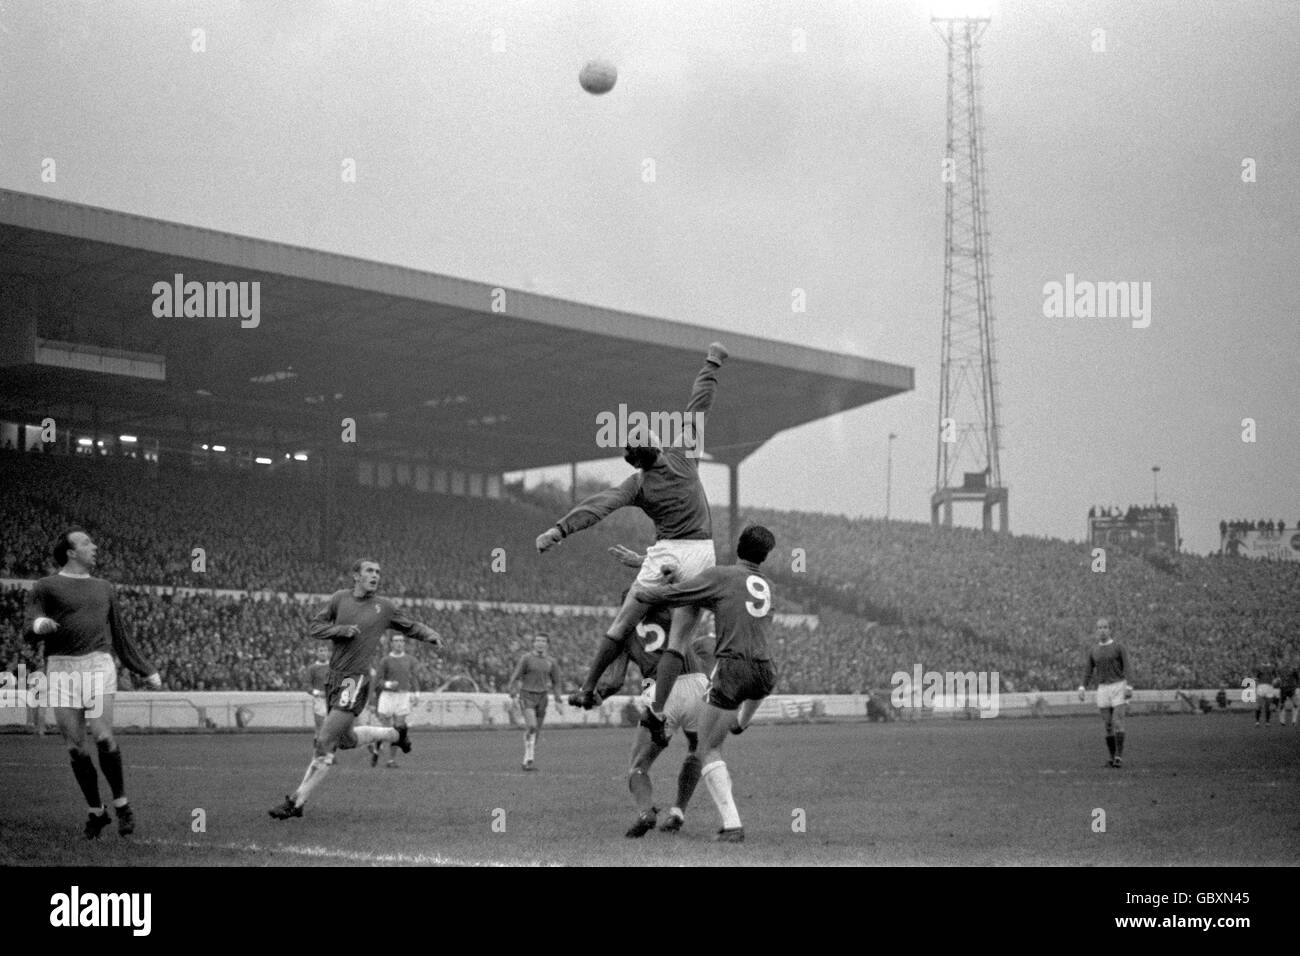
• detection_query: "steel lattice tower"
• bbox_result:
[931,10,1008,533]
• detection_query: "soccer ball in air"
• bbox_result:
[580,60,617,95]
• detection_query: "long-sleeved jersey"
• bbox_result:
[1082,640,1129,687]
[635,561,773,662]
[310,590,434,675]
[24,573,156,677]
[510,652,561,695]
[376,653,418,693]
[555,362,719,542]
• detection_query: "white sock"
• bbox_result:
[524,735,535,761]
[293,755,333,807]
[702,760,742,830]
[352,726,397,746]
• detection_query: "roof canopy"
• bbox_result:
[0,189,913,470]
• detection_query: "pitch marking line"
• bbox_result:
[139,837,554,867]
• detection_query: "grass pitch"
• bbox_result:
[1,714,1296,866]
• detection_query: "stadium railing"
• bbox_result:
[0,688,1260,732]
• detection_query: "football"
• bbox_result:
[579,59,617,95]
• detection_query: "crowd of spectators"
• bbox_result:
[744,508,1300,691]
[3,450,1297,694]
[1088,504,1178,522]
[0,586,735,695]
[1220,518,1291,534]
[0,449,641,604]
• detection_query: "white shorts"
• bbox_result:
[377,691,411,718]
[312,696,328,718]
[636,539,717,588]
[638,673,708,737]
[1096,680,1128,710]
[45,651,116,711]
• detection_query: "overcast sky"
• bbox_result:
[2,0,1296,554]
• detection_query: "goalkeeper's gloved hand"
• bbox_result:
[706,342,728,366]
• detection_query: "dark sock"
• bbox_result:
[96,740,126,801]
[676,753,703,811]
[1105,735,1116,758]
[1115,732,1124,757]
[70,751,102,809]
[583,636,627,694]
[652,650,685,713]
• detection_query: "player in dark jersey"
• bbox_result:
[570,568,713,836]
[537,343,728,745]
[305,645,331,734]
[374,634,420,768]
[1076,617,1132,768]
[269,559,442,819]
[633,525,778,842]
[508,634,564,770]
[24,529,162,839]
[622,619,716,837]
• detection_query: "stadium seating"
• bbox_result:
[3,449,1298,694]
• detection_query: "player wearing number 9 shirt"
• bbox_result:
[632,525,778,843]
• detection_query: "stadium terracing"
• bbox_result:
[0,187,913,538]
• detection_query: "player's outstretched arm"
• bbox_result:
[633,567,722,610]
[413,623,443,646]
[608,544,645,568]
[386,602,442,646]
[678,343,727,455]
[108,588,161,687]
[539,476,638,552]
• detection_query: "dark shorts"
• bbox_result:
[707,657,777,711]
[519,690,548,718]
[325,671,371,717]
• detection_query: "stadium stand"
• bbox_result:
[3,449,1298,694]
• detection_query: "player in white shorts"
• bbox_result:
[1077,617,1132,768]
[373,634,419,768]
[623,628,716,838]
[25,529,163,839]
[537,343,729,749]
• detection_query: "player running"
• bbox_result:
[632,525,779,843]
[24,529,163,838]
[305,645,330,734]
[269,559,441,819]
[508,634,564,770]
[1077,617,1131,768]
[373,634,419,768]
[537,342,728,747]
